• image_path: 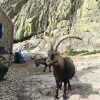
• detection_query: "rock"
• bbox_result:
[1,0,100,51]
[88,95,100,100]
[69,94,80,100]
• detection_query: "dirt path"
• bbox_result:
[0,54,100,100]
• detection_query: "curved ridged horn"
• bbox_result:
[43,36,54,50]
[55,35,82,51]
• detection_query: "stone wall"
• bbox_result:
[0,7,13,51]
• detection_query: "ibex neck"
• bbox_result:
[57,56,65,69]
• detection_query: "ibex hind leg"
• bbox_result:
[49,66,51,72]
[59,81,62,89]
[68,80,71,90]
[43,65,47,72]
[63,81,68,99]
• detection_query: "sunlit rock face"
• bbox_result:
[1,0,100,51]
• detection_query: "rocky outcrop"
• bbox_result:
[0,0,100,51]
[70,0,100,51]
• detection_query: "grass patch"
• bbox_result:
[83,50,100,55]
[61,49,100,56]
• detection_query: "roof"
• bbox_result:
[0,6,13,25]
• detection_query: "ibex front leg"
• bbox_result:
[63,81,68,99]
[54,80,59,99]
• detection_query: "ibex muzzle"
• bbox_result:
[46,51,60,66]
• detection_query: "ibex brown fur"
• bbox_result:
[43,35,82,99]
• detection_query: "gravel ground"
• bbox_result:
[0,54,100,100]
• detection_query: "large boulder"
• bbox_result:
[1,0,100,51]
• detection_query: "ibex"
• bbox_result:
[32,54,52,72]
[43,35,82,99]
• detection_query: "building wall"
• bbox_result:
[0,7,13,52]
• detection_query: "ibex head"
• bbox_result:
[43,35,82,65]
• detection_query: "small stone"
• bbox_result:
[88,94,100,100]
[69,94,80,100]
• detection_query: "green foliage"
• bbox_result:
[83,50,100,55]
[62,49,100,56]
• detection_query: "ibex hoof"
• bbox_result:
[43,70,45,72]
[54,95,59,99]
[68,87,71,91]
[49,70,51,72]
[63,94,68,99]
[59,82,62,89]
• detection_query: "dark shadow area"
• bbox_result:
[68,64,100,99]
[70,82,99,98]
[0,23,3,38]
